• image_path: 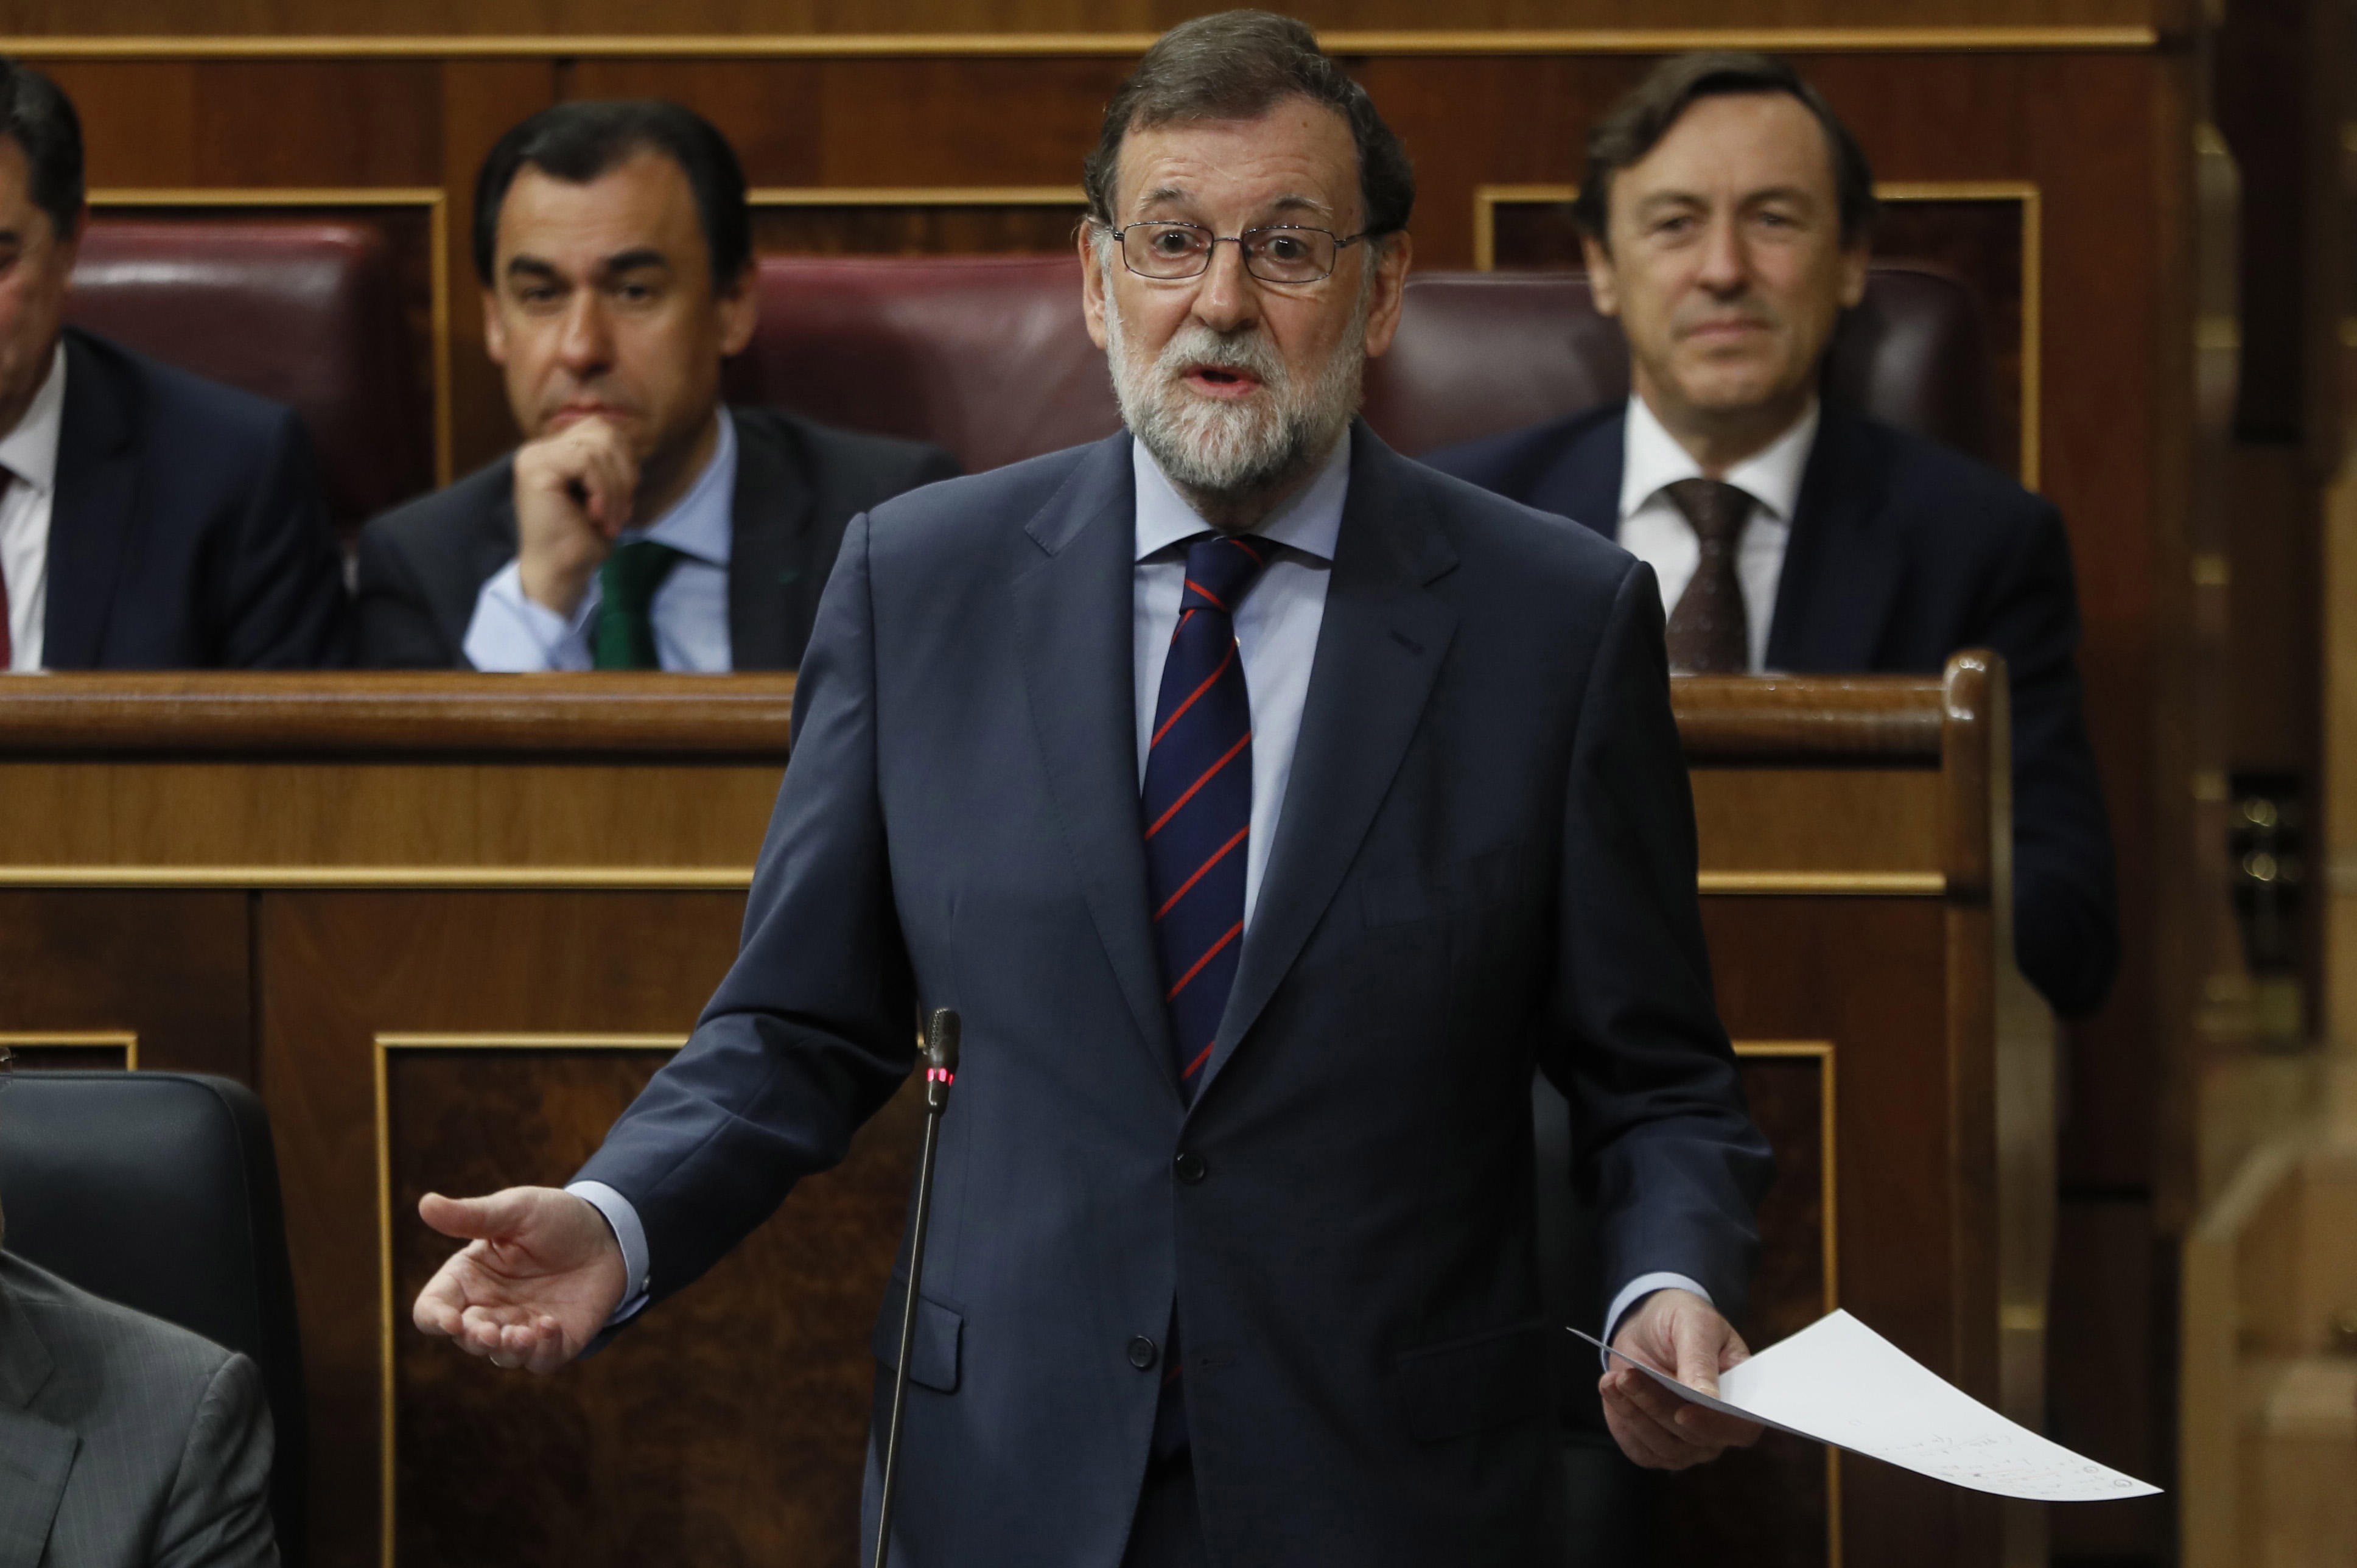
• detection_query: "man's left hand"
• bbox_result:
[1600,1287,1764,1470]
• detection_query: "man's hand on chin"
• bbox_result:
[1600,1287,1765,1470]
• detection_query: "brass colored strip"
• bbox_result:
[0,28,2163,61]
[1700,872,1946,895]
[0,1031,139,1069]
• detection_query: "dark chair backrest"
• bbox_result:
[69,219,433,543]
[0,1071,306,1563]
[730,256,1998,472]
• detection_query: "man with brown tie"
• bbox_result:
[1427,51,2117,1020]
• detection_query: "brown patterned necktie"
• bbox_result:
[1662,477,1753,674]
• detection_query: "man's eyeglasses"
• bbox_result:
[1105,222,1373,285]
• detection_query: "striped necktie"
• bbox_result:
[1142,531,1269,1100]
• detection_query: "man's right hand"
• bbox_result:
[513,417,640,618]
[412,1186,628,1375]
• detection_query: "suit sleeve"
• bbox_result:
[571,511,917,1305]
[1542,560,1774,1323]
[352,521,464,668]
[153,1351,278,1568]
[1971,500,2120,1017]
[214,408,351,669]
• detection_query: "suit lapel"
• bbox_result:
[1197,430,1459,1097]
[43,332,142,670]
[0,1274,73,1567]
[1763,404,1900,671]
[726,410,816,671]
[1012,434,1178,1088]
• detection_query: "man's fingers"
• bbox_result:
[1673,1317,1723,1399]
[419,1188,532,1244]
[1670,1404,1765,1449]
[1602,1379,1713,1471]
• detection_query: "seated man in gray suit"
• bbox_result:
[0,1163,276,1564]
[355,100,958,670]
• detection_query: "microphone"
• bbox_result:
[872,1007,960,1568]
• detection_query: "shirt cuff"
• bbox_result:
[566,1180,652,1326]
[463,559,598,671]
[1599,1272,1714,1365]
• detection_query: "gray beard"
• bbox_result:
[1101,253,1367,504]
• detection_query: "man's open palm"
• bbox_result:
[412,1186,628,1375]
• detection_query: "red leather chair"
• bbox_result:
[730,254,1997,472]
[68,220,433,544]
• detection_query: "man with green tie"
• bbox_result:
[355,99,957,671]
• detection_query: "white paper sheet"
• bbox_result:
[1572,1308,2160,1502]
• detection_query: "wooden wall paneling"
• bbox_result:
[259,889,754,1568]
[0,891,250,1079]
[0,1032,138,1071]
[749,189,1083,256]
[440,60,558,477]
[379,1038,922,1567]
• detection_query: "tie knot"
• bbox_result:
[1664,478,1753,548]
[1180,532,1272,617]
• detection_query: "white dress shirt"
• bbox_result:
[0,344,68,673]
[463,410,737,673]
[578,427,1706,1346]
[1617,394,1818,674]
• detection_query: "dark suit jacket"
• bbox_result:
[0,1251,277,1568]
[351,407,958,670]
[1426,401,2120,1018]
[572,426,1772,1567]
[40,327,347,670]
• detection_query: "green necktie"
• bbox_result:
[592,540,686,670]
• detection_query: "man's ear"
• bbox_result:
[715,261,760,358]
[1360,231,1415,360]
[1079,223,1110,352]
[1581,233,1620,318]
[1837,238,1869,310]
[481,287,509,365]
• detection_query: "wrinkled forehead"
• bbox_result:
[1112,100,1362,228]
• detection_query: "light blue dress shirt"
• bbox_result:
[573,429,1707,1349]
[462,411,738,673]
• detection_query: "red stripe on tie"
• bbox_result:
[1154,824,1250,921]
[1150,642,1238,749]
[1228,536,1266,565]
[1144,732,1252,839]
[1166,922,1243,1002]
[1183,577,1229,613]
[1180,1040,1217,1080]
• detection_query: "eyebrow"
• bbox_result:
[1130,188,1341,223]
[1634,185,1821,211]
[597,248,671,276]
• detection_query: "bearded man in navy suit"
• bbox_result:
[405,14,1772,1566]
[1427,52,2116,1021]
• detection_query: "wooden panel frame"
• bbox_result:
[1470,181,2043,488]
[86,185,454,487]
[1732,1037,1844,1568]
[0,1029,139,1069]
[0,30,2163,61]
[372,1031,688,1568]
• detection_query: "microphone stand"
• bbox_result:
[872,1007,960,1568]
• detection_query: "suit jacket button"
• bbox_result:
[1174,1151,1207,1185]
[1128,1335,1159,1371]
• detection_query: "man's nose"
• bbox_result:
[1694,214,1749,296]
[556,293,616,372]
[1189,239,1261,335]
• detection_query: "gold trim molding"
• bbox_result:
[88,186,454,486]
[1,28,2162,61]
[1473,180,2042,488]
[374,1031,687,1566]
[0,1030,139,1069]
[1698,871,1946,896]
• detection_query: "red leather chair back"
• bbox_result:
[734,254,2000,474]
[68,220,432,542]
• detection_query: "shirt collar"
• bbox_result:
[622,408,736,567]
[0,343,68,494]
[1618,391,1819,526]
[1132,427,1351,565]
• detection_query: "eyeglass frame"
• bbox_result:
[1098,220,1382,285]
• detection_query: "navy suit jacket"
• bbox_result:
[1426,402,2120,1017]
[42,327,348,670]
[572,426,1771,1567]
